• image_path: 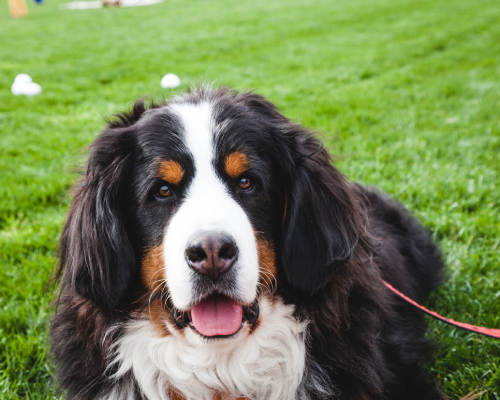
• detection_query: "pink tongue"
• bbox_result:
[191,294,243,337]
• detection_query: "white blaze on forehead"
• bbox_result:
[163,102,259,310]
[174,102,213,175]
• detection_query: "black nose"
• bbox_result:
[185,232,238,283]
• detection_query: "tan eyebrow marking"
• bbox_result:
[225,151,250,179]
[158,160,185,185]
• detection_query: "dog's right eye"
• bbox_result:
[156,185,172,198]
[238,178,253,191]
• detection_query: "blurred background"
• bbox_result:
[0,0,499,398]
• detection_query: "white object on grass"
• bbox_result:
[12,74,42,96]
[161,73,181,89]
[60,1,102,9]
[61,0,163,8]
[120,0,164,7]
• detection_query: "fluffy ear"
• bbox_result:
[280,132,363,294]
[57,126,137,310]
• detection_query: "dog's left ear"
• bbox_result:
[280,131,364,294]
[57,126,137,310]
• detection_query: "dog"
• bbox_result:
[51,86,446,400]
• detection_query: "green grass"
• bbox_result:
[1,0,499,398]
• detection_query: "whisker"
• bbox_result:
[257,265,278,295]
[147,280,166,315]
[160,283,172,305]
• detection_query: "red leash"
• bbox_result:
[382,280,500,339]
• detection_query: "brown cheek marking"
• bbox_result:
[225,151,249,179]
[159,160,184,185]
[256,235,277,291]
[141,245,173,337]
[141,244,165,290]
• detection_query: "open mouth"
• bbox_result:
[173,293,259,338]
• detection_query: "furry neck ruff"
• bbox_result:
[108,296,307,400]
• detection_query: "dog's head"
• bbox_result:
[58,87,363,341]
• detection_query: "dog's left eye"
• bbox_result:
[156,185,172,198]
[238,178,253,191]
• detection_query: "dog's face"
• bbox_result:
[130,99,283,340]
[59,88,362,343]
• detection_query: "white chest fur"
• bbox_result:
[107,296,307,400]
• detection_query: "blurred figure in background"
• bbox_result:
[8,0,28,17]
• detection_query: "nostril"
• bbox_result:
[219,243,237,260]
[186,246,207,263]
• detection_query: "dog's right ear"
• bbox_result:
[57,124,138,310]
[279,131,366,295]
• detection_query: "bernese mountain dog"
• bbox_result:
[51,86,446,400]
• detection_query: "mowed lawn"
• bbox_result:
[1,0,499,398]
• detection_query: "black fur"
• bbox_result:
[51,87,445,400]
[58,126,138,310]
